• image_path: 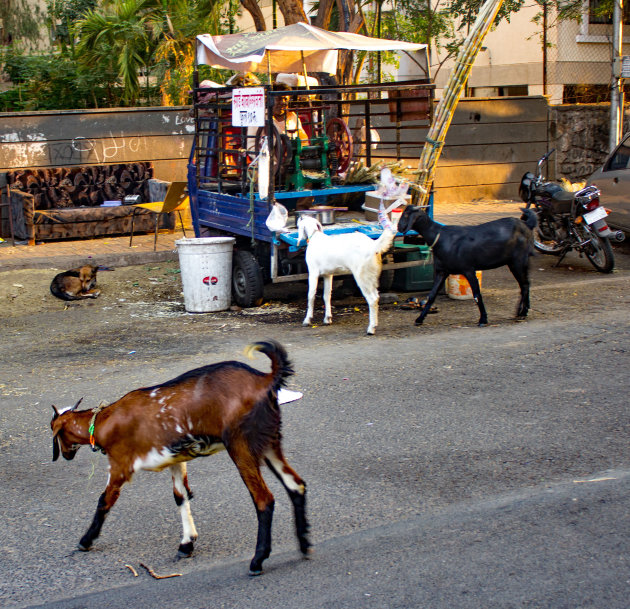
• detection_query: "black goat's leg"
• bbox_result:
[415,272,446,326]
[78,470,126,551]
[264,445,311,556]
[508,261,530,319]
[463,270,488,326]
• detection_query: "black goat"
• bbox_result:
[397,206,537,326]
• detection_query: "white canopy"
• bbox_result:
[196,22,428,75]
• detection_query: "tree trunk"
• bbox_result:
[313,0,335,28]
[276,0,308,25]
[240,0,267,31]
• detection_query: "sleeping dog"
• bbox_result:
[50,265,110,301]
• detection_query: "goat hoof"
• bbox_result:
[248,568,264,577]
[478,321,488,327]
[77,543,91,552]
[414,319,424,326]
[300,540,313,557]
[177,542,194,558]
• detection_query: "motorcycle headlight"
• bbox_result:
[519,172,535,202]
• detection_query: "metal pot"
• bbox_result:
[304,206,348,225]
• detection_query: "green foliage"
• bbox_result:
[0,47,163,110]
[46,0,97,49]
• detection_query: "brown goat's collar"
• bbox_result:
[88,402,108,453]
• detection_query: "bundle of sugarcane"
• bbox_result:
[343,160,412,184]
[342,160,382,184]
[413,0,505,206]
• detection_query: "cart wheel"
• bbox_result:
[255,125,285,176]
[232,249,264,308]
[326,117,354,174]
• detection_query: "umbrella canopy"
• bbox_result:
[196,22,427,74]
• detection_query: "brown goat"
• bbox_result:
[50,340,310,576]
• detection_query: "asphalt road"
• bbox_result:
[1,243,629,608]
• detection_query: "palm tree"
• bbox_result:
[74,0,223,106]
[74,0,155,105]
[149,0,224,105]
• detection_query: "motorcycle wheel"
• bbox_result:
[532,212,564,255]
[577,224,615,273]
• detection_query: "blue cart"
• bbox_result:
[188,80,435,307]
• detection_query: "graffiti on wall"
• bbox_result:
[48,132,150,165]
[0,110,195,170]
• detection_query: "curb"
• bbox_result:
[0,249,178,272]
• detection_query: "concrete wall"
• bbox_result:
[0,106,195,181]
[0,98,620,211]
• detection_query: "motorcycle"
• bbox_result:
[519,149,625,273]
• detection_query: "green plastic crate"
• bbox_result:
[392,244,434,291]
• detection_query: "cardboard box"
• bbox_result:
[363,192,411,222]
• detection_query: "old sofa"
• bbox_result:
[6,162,174,244]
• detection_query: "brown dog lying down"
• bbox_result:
[50,265,111,301]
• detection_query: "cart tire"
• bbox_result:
[379,253,395,291]
[379,269,395,291]
[232,250,264,308]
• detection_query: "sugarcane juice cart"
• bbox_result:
[188,23,436,307]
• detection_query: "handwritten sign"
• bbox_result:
[232,87,265,127]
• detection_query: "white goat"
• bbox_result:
[297,215,396,335]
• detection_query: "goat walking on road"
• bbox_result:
[297,215,396,335]
[397,206,537,327]
[50,340,310,576]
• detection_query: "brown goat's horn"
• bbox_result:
[71,397,84,411]
[51,405,60,419]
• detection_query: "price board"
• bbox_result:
[231,87,265,127]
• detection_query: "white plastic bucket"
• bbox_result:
[176,237,235,312]
[447,272,482,300]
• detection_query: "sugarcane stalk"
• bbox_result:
[413,0,505,205]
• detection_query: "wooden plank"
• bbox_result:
[433,161,534,189]
[450,97,549,125]
[438,141,549,165]
[0,107,195,142]
[0,134,193,170]
[381,121,547,148]
[433,182,521,203]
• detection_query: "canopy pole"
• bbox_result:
[300,51,310,90]
[267,51,272,84]
[413,0,505,207]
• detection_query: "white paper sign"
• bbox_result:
[231,87,265,127]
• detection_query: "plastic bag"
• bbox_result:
[257,137,270,200]
[265,202,289,232]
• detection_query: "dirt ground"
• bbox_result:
[2,239,630,339]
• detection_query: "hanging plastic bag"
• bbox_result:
[265,202,289,232]
[257,137,270,200]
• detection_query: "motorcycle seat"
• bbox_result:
[537,182,574,214]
